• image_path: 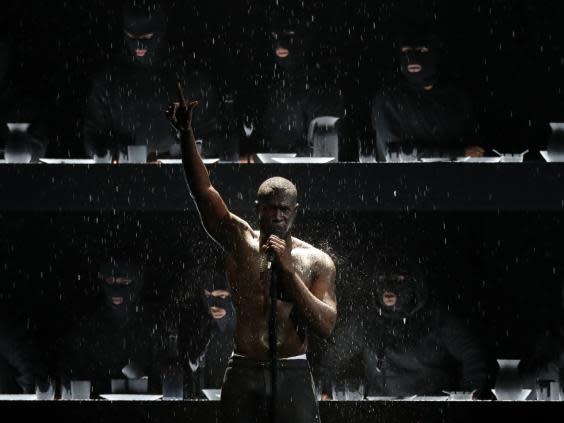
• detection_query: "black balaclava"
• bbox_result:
[122,0,167,67]
[269,14,311,73]
[396,32,440,90]
[372,256,428,321]
[98,259,145,319]
[203,271,236,333]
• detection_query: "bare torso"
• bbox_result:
[226,228,323,360]
[167,86,336,361]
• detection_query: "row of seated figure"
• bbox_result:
[2,1,558,164]
[1,251,561,400]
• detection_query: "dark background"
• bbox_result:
[3,0,564,156]
[1,206,563,375]
[1,0,564,376]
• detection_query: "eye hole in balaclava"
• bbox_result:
[396,31,440,89]
[98,259,145,318]
[202,271,236,333]
[122,0,167,66]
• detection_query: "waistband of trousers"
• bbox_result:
[228,354,309,369]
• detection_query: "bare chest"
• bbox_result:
[226,238,315,301]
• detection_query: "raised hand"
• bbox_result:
[165,81,199,133]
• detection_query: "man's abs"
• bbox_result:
[225,234,312,360]
[232,302,306,361]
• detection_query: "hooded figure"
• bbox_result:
[0,316,46,394]
[237,14,343,156]
[122,2,167,68]
[179,269,236,395]
[83,0,223,160]
[396,33,441,91]
[98,259,146,320]
[372,257,429,321]
[59,258,160,395]
[370,28,483,161]
[270,25,309,73]
[319,256,495,398]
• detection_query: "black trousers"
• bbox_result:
[220,355,321,423]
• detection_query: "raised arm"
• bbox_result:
[166,82,245,249]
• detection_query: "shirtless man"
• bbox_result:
[166,83,337,422]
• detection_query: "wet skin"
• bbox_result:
[166,82,337,360]
[226,227,335,359]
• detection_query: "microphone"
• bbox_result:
[266,248,276,264]
[265,228,287,267]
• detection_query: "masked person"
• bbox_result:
[0,35,49,161]
[0,315,46,394]
[59,258,159,395]
[369,29,484,162]
[179,270,236,396]
[83,0,222,161]
[319,256,496,399]
[238,16,343,156]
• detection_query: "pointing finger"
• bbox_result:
[176,81,187,106]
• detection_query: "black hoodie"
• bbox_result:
[320,274,494,396]
[82,1,222,159]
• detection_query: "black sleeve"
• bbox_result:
[457,89,481,148]
[414,90,480,158]
[371,87,477,160]
[371,93,401,161]
[82,74,113,157]
[56,317,91,381]
[371,93,464,160]
[439,312,494,391]
[318,319,365,394]
[519,321,563,385]
[0,322,45,393]
[177,296,213,366]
